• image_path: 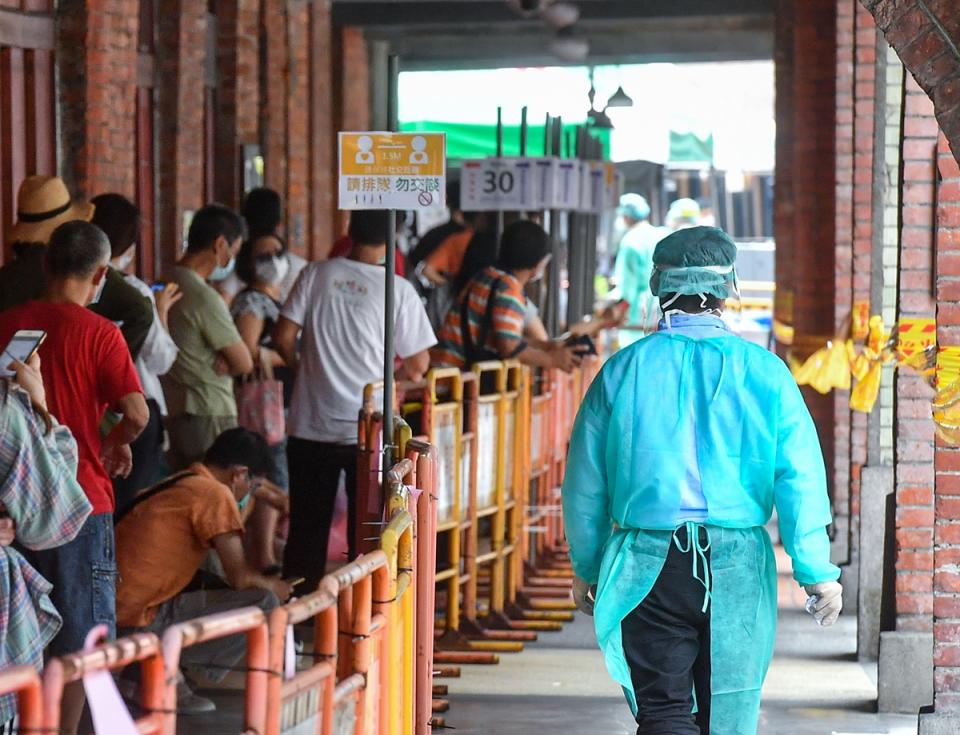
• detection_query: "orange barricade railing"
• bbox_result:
[0,664,42,732]
[265,587,339,735]
[42,632,166,734]
[2,350,599,733]
[161,608,269,734]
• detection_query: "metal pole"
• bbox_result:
[383,54,399,472]
[547,116,563,336]
[496,107,505,240]
[520,106,528,157]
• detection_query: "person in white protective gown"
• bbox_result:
[612,194,669,347]
[562,226,843,734]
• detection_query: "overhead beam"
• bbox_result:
[332,0,775,27]
[361,15,774,70]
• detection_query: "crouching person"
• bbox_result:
[115,428,292,712]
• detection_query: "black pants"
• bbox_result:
[283,438,358,590]
[114,399,167,514]
[621,526,711,735]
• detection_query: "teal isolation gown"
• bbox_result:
[561,314,840,733]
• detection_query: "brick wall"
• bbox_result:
[897,77,938,632]
[55,0,362,268]
[58,0,139,198]
[860,1,960,164]
[934,133,960,707]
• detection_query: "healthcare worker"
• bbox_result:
[612,194,668,347]
[666,197,702,231]
[562,226,842,734]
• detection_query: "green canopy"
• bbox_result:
[400,120,611,160]
[669,130,714,165]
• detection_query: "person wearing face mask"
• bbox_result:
[89,194,183,511]
[162,204,254,471]
[231,233,292,573]
[85,195,156,360]
[0,220,149,735]
[115,428,291,714]
[432,220,582,374]
[563,227,841,735]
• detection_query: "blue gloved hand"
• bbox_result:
[803,581,843,627]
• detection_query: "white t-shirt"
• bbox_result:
[282,258,436,444]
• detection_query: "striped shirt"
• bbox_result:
[432,266,528,369]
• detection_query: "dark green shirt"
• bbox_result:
[0,245,153,359]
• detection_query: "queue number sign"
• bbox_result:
[338,132,446,210]
[461,158,536,211]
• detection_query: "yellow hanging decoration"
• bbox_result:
[849,316,894,414]
[793,339,852,394]
[932,375,960,445]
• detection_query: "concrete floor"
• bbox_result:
[441,611,917,735]
[175,557,920,735]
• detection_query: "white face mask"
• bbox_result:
[89,274,107,305]
[254,254,290,285]
[112,248,134,272]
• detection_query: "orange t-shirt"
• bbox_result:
[115,463,244,627]
[425,228,474,276]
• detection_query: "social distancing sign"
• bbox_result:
[338,132,446,210]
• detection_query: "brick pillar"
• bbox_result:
[285,0,310,256]
[898,78,939,632]
[57,0,138,199]
[333,26,370,239]
[156,0,207,270]
[309,1,336,258]
[214,0,259,209]
[777,0,838,510]
[260,0,288,215]
[773,0,796,348]
[878,72,937,715]
[922,134,960,729]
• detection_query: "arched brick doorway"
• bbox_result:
[861,1,960,160]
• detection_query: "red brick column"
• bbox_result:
[847,1,880,571]
[775,0,839,507]
[933,133,960,711]
[214,0,259,209]
[155,0,207,271]
[897,78,939,632]
[309,1,336,257]
[57,0,138,199]
[285,0,310,256]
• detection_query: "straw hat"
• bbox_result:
[8,175,94,244]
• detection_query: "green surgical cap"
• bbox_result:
[649,226,738,299]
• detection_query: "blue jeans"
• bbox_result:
[269,438,289,491]
[23,513,116,656]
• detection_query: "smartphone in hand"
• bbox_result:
[0,330,47,377]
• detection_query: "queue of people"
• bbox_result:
[0,173,609,729]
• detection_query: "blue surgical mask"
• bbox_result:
[237,491,252,512]
[210,254,236,282]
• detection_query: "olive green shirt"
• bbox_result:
[162,266,242,418]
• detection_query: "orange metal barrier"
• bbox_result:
[42,632,166,734]
[0,665,42,732]
[266,587,339,735]
[161,607,270,735]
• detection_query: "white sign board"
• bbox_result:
[338,132,446,210]
[580,160,607,213]
[553,159,582,210]
[460,158,538,211]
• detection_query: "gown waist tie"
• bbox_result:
[672,521,712,613]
